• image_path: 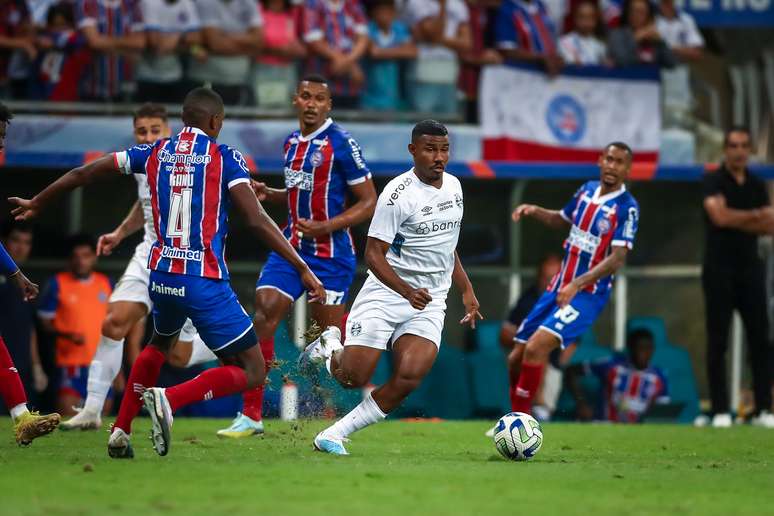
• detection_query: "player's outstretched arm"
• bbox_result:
[364,237,432,311]
[230,182,325,302]
[98,200,145,256]
[296,178,377,238]
[250,180,287,206]
[511,204,570,230]
[8,155,119,220]
[452,251,483,328]
[557,246,628,307]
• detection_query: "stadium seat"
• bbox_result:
[472,320,501,351]
[467,346,511,417]
[554,331,613,419]
[626,317,700,423]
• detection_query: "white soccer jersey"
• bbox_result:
[367,169,463,298]
[134,174,156,245]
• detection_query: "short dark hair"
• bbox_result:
[0,102,13,125]
[621,0,655,27]
[627,328,654,350]
[46,3,74,27]
[367,0,396,13]
[182,87,224,127]
[134,103,168,123]
[67,233,96,254]
[411,119,448,142]
[1,220,32,239]
[606,141,633,160]
[723,125,751,147]
[299,74,329,86]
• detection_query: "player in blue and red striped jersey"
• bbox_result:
[9,88,325,458]
[75,0,145,101]
[217,74,377,438]
[506,142,639,417]
[565,328,669,423]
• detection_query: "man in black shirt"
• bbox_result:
[702,127,774,428]
[0,222,46,406]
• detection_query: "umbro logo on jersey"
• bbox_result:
[386,177,413,206]
[422,206,433,215]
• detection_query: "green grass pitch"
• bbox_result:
[1,418,772,515]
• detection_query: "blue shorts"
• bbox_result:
[59,366,112,401]
[256,251,356,305]
[515,290,609,348]
[149,270,256,355]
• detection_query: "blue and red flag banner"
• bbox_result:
[480,63,660,163]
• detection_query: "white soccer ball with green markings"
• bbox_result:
[493,412,544,461]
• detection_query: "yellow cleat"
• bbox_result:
[216,413,264,438]
[14,411,61,446]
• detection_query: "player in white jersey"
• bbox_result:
[60,104,216,430]
[298,120,482,455]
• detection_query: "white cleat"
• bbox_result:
[313,430,350,456]
[298,326,343,372]
[60,406,101,431]
[711,413,733,428]
[142,387,174,456]
[107,427,134,459]
[751,411,774,428]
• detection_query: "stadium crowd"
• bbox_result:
[0,0,704,118]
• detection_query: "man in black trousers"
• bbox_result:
[702,126,774,428]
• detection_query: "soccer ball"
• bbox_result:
[493,412,544,461]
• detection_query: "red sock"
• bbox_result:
[511,361,544,414]
[166,365,248,412]
[241,336,274,421]
[0,336,27,411]
[114,345,165,434]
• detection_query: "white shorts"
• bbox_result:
[109,240,198,341]
[344,276,447,350]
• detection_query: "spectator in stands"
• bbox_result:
[494,0,563,77]
[404,0,471,114]
[565,328,670,423]
[499,254,572,421]
[135,0,202,104]
[0,0,35,98]
[302,0,369,109]
[30,3,90,101]
[655,0,703,63]
[38,234,112,417]
[188,0,263,106]
[0,222,46,403]
[254,0,305,108]
[607,0,675,68]
[459,0,502,123]
[558,0,607,66]
[76,0,145,101]
[702,127,774,428]
[361,0,416,111]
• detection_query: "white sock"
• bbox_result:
[325,393,386,439]
[84,335,124,414]
[185,335,217,367]
[10,403,28,421]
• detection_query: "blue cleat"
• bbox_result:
[313,430,350,456]
[216,413,264,438]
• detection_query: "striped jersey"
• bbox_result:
[282,118,371,259]
[495,0,557,55]
[586,354,669,423]
[114,127,251,280]
[76,0,144,100]
[548,180,638,296]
